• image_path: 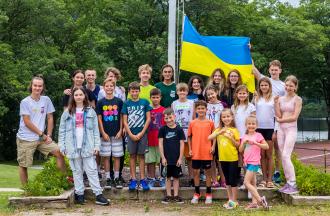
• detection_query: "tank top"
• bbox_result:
[279,95,297,128]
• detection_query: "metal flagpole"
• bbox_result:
[168,0,177,82]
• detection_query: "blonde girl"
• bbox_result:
[207,68,226,95]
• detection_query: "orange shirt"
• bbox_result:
[188,119,215,160]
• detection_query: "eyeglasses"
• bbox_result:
[230,75,239,78]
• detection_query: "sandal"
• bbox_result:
[245,202,259,210]
[266,181,276,188]
[258,181,266,188]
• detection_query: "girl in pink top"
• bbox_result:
[239,115,269,210]
[275,75,302,194]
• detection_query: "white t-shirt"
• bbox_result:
[98,86,126,102]
[17,96,55,141]
[260,74,285,96]
[207,101,224,128]
[75,107,84,149]
[172,99,194,141]
[231,103,256,138]
[255,97,275,129]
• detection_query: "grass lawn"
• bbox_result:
[0,192,21,215]
[0,162,42,188]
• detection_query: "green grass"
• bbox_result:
[0,192,22,215]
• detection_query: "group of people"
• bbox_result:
[16,60,302,209]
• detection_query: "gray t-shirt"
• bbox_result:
[17,96,55,141]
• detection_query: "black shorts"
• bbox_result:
[221,161,238,187]
[166,165,182,178]
[192,160,212,170]
[256,128,274,141]
[213,141,219,160]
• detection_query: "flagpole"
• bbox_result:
[168,0,177,82]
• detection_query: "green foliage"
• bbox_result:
[23,157,72,196]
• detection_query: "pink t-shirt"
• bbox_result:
[242,132,265,165]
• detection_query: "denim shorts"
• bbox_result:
[246,164,260,172]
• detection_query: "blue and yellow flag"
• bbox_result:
[180,16,255,92]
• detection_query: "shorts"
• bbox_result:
[166,165,182,178]
[100,137,124,157]
[256,128,274,141]
[246,164,260,172]
[221,161,238,187]
[145,146,160,164]
[214,141,219,160]
[16,138,59,167]
[127,133,148,155]
[183,142,191,159]
[192,160,212,170]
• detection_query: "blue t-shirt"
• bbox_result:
[121,98,152,135]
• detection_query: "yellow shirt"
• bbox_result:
[127,84,155,104]
[211,127,240,162]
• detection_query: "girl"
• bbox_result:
[98,67,126,102]
[206,68,226,97]
[187,75,205,102]
[239,115,269,210]
[58,87,109,205]
[155,64,178,107]
[275,75,302,194]
[208,109,240,209]
[254,77,276,188]
[221,69,243,108]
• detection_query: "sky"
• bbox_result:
[280,0,300,7]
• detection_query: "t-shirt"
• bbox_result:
[86,84,101,101]
[127,84,155,104]
[242,132,265,165]
[148,106,166,146]
[98,86,126,102]
[231,103,256,138]
[121,98,152,135]
[96,97,123,137]
[155,82,177,108]
[212,127,240,161]
[187,92,205,102]
[256,97,275,129]
[260,74,285,97]
[171,99,194,142]
[17,96,55,141]
[75,107,84,149]
[188,119,214,160]
[62,86,97,107]
[158,125,185,165]
[207,101,224,127]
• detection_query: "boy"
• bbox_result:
[128,64,155,103]
[146,88,165,187]
[122,81,152,191]
[171,83,194,186]
[253,60,285,183]
[188,100,215,204]
[96,79,124,189]
[85,69,101,100]
[159,108,185,204]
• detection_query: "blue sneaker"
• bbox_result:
[140,179,150,191]
[272,171,281,184]
[128,179,138,191]
[159,177,166,188]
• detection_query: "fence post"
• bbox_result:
[324,147,327,173]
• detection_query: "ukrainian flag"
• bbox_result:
[180,16,255,92]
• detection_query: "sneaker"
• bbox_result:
[153,178,161,187]
[244,202,259,210]
[173,196,184,204]
[95,194,110,206]
[140,179,150,191]
[75,194,85,205]
[159,177,166,188]
[282,184,299,194]
[191,193,200,204]
[278,183,289,193]
[128,179,138,191]
[205,193,212,204]
[161,196,172,204]
[147,178,156,188]
[225,200,238,209]
[272,171,281,184]
[189,179,195,187]
[115,177,123,189]
[260,196,269,210]
[106,178,112,189]
[212,181,220,188]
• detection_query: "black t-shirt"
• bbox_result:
[96,97,123,137]
[158,125,186,165]
[62,86,97,107]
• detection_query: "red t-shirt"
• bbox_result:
[148,106,165,146]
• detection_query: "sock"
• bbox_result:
[114,171,119,179]
[106,171,110,179]
[206,186,211,194]
[195,186,200,194]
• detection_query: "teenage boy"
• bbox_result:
[171,83,194,186]
[128,64,155,103]
[85,69,101,100]
[122,81,152,191]
[159,108,185,204]
[253,60,285,183]
[17,75,66,185]
[146,88,165,187]
[188,100,215,204]
[96,79,124,189]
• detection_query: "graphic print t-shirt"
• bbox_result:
[96,97,123,137]
[172,99,194,142]
[148,106,166,146]
[207,102,224,127]
[75,107,84,149]
[121,99,152,135]
[155,82,177,108]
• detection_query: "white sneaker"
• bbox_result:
[191,193,200,204]
[205,194,212,204]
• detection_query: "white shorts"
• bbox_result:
[100,137,124,157]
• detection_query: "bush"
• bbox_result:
[23,157,72,196]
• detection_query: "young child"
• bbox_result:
[58,87,109,205]
[96,79,124,189]
[159,108,185,204]
[146,88,165,186]
[221,69,243,108]
[208,109,240,209]
[254,77,275,188]
[122,81,152,191]
[171,83,195,186]
[188,100,215,204]
[239,115,269,210]
[187,75,205,102]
